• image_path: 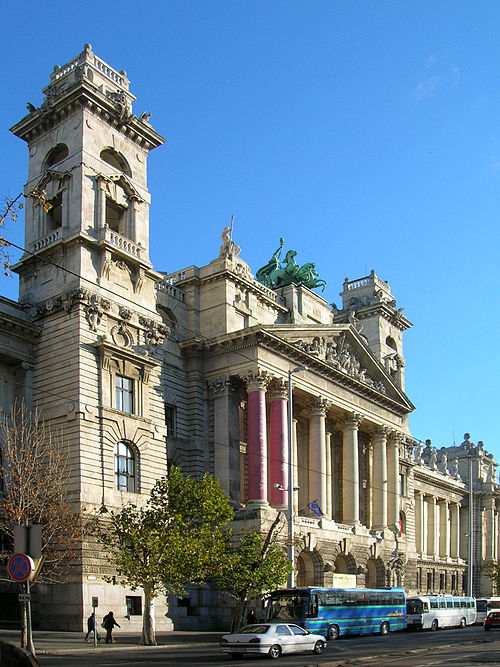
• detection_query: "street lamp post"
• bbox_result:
[287,366,306,588]
[468,453,474,597]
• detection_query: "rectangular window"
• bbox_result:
[116,376,134,413]
[125,596,142,616]
[165,403,176,437]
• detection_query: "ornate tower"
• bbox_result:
[334,270,412,391]
[11,43,164,305]
[9,45,170,630]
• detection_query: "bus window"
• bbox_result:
[308,594,319,618]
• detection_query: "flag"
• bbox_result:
[391,520,403,537]
[307,500,324,517]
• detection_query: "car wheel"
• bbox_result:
[268,644,281,659]
[431,619,438,631]
[380,622,389,636]
[313,640,324,654]
[460,617,466,628]
[229,653,243,660]
[327,624,340,640]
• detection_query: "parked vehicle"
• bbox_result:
[266,587,406,640]
[484,610,500,631]
[406,595,476,630]
[219,623,326,659]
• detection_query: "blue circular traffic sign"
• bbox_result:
[8,553,34,582]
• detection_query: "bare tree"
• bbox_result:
[0,401,81,582]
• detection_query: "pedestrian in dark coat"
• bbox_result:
[102,611,120,643]
[85,613,101,642]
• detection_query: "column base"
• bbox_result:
[245,499,270,510]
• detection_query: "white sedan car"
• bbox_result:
[220,622,326,659]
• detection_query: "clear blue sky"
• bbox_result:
[1,1,498,462]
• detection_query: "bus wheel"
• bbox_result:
[268,644,281,659]
[431,619,438,631]
[327,625,340,640]
[380,622,389,636]
[460,617,466,628]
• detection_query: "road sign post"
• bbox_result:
[8,554,36,657]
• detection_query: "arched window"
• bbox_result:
[115,441,137,493]
[44,143,69,169]
[100,148,131,177]
[386,336,397,351]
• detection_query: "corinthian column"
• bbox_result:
[439,499,450,558]
[387,431,401,527]
[308,398,331,517]
[372,426,388,530]
[341,413,363,525]
[269,380,288,508]
[245,370,270,506]
[450,502,460,559]
[208,376,234,499]
[326,430,332,519]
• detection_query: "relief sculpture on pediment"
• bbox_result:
[292,332,387,395]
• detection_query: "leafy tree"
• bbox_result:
[90,466,234,645]
[484,560,500,594]
[216,512,293,631]
[0,401,82,580]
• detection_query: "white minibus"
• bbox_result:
[406,595,476,630]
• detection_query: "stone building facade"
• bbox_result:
[0,45,498,631]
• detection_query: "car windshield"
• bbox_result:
[237,625,270,634]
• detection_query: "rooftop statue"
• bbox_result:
[256,238,327,291]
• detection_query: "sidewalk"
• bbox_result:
[0,629,222,655]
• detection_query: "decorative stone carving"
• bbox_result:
[439,448,448,475]
[307,396,332,417]
[244,369,271,392]
[449,457,460,479]
[268,378,288,401]
[292,332,387,395]
[414,441,424,464]
[218,225,241,259]
[138,316,169,353]
[85,294,105,331]
[208,377,233,396]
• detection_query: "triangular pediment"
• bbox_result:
[263,324,413,408]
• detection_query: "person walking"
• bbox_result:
[84,613,101,642]
[102,611,120,644]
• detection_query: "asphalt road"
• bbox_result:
[34,625,500,667]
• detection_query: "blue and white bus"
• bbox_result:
[266,587,406,640]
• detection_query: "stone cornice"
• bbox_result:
[334,302,412,332]
[0,309,41,342]
[10,80,164,151]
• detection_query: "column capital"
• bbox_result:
[268,378,288,401]
[244,369,271,392]
[307,396,332,417]
[388,429,404,446]
[341,412,363,429]
[208,376,233,396]
[373,425,390,439]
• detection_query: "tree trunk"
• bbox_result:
[141,583,156,645]
[230,595,247,632]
